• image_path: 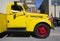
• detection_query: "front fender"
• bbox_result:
[26,19,54,32]
[40,19,54,29]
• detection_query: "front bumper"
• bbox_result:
[51,22,55,30]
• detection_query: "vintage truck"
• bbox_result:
[0,1,54,39]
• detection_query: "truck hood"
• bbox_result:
[27,12,48,19]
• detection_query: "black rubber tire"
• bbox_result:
[34,24,50,39]
[0,32,7,38]
[0,33,4,38]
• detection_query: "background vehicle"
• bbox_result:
[0,1,54,39]
[53,17,60,27]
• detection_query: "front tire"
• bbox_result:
[34,24,50,39]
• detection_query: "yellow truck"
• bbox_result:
[0,1,54,39]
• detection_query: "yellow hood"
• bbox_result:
[27,12,48,19]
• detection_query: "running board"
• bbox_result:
[7,28,26,32]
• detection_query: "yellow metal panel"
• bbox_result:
[0,13,7,33]
[25,13,54,31]
[26,19,54,32]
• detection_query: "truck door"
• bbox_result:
[7,5,26,28]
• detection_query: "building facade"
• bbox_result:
[49,0,60,18]
[39,0,49,14]
[39,0,60,18]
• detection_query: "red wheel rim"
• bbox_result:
[37,26,48,37]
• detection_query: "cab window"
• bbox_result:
[11,5,23,11]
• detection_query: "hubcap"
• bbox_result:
[37,26,48,37]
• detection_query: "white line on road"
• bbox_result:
[50,34,60,36]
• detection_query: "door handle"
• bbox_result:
[14,14,16,19]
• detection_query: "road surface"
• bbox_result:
[0,27,60,41]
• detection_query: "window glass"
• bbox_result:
[11,5,23,11]
[51,0,55,5]
[51,0,60,5]
[26,8,31,12]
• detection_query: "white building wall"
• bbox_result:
[56,6,60,18]
[49,0,60,18]
[0,0,19,14]
[49,0,54,17]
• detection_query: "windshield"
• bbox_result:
[26,8,31,12]
[26,7,40,13]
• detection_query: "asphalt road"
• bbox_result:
[0,27,60,41]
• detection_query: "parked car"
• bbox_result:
[53,17,60,27]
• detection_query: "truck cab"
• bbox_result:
[7,2,26,28]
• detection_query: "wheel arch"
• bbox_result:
[34,22,51,30]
